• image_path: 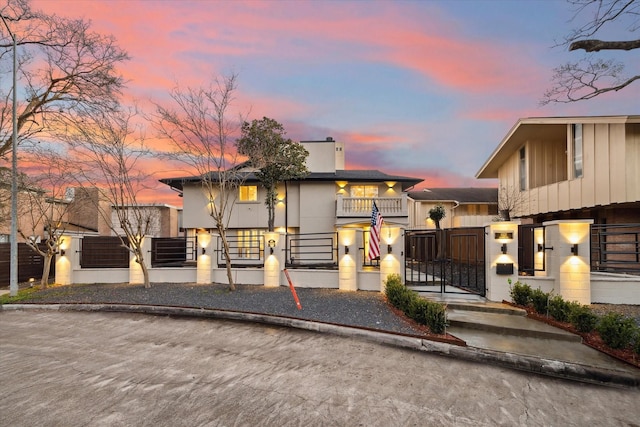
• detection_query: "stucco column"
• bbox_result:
[197,231,213,284]
[485,222,519,302]
[338,228,357,291]
[264,232,284,287]
[379,226,402,293]
[55,235,78,286]
[543,220,592,305]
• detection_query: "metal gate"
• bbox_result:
[405,227,486,296]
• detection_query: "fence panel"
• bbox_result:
[216,235,263,267]
[591,223,640,275]
[80,236,129,268]
[151,237,196,267]
[286,232,337,268]
[0,243,54,285]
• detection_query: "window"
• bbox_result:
[350,185,378,198]
[239,185,257,202]
[572,124,583,179]
[519,147,526,191]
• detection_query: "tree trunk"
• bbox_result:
[140,255,151,289]
[218,228,236,291]
[40,253,53,289]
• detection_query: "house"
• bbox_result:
[160,138,423,262]
[408,188,498,229]
[475,115,640,224]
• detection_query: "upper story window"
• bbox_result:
[239,185,257,202]
[519,147,526,191]
[350,185,378,198]
[572,124,583,179]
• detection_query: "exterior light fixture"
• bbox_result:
[268,239,276,255]
[60,249,66,256]
[345,246,349,255]
[388,245,393,254]
[571,243,579,256]
[501,243,507,254]
[201,247,206,255]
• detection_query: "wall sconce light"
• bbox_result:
[201,247,206,255]
[571,243,579,256]
[268,239,276,255]
[60,249,66,256]
[344,245,349,254]
[501,243,507,254]
[388,245,393,254]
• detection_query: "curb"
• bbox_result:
[3,303,640,389]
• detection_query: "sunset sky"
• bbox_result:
[31,0,639,206]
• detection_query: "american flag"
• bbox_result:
[368,202,384,260]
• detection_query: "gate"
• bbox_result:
[405,227,486,296]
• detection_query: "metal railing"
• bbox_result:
[591,223,640,275]
[216,235,263,267]
[336,195,407,217]
[286,232,337,268]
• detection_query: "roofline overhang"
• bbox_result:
[476,115,640,179]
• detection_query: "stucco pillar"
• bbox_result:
[338,228,357,291]
[264,232,284,287]
[485,222,519,302]
[379,226,402,293]
[55,235,78,286]
[197,231,213,284]
[543,220,592,305]
[129,236,150,285]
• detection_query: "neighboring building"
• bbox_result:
[110,204,182,238]
[408,188,498,229]
[476,115,640,224]
[160,138,423,258]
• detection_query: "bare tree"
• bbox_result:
[64,106,156,288]
[16,147,77,288]
[543,0,639,104]
[498,185,526,221]
[153,74,246,291]
[0,0,128,160]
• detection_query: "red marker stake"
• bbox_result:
[283,269,302,310]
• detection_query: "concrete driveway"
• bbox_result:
[1,310,638,426]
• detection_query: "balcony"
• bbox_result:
[336,194,408,220]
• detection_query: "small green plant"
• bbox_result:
[530,288,550,315]
[426,301,447,335]
[408,298,429,325]
[596,313,637,350]
[509,280,532,306]
[548,295,571,323]
[568,304,598,333]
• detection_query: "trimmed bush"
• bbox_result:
[384,275,448,335]
[509,281,532,306]
[596,313,637,350]
[634,332,640,356]
[530,288,550,315]
[548,295,572,323]
[426,302,447,335]
[568,304,598,333]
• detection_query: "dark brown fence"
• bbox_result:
[151,237,196,267]
[591,223,640,275]
[80,236,129,268]
[0,243,55,285]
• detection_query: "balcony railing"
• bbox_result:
[336,195,408,218]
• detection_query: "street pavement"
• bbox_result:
[1,310,639,426]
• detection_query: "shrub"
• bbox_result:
[548,295,571,323]
[426,302,447,335]
[509,281,531,306]
[384,275,447,334]
[530,288,550,315]
[568,304,598,333]
[634,330,640,356]
[596,313,637,350]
